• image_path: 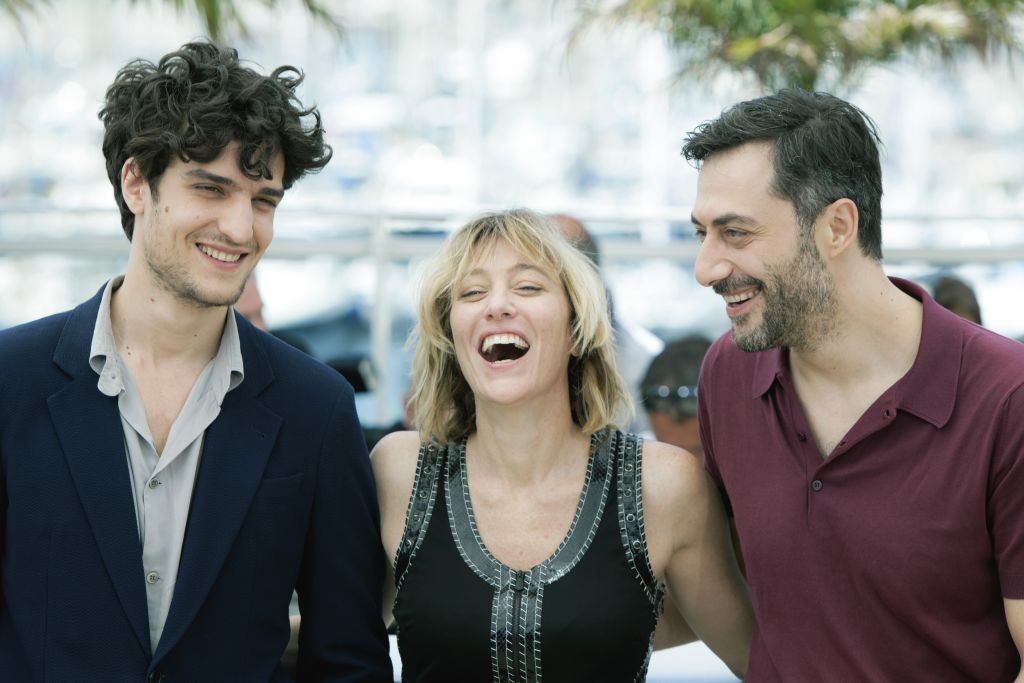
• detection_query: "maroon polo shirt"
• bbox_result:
[698,277,1024,682]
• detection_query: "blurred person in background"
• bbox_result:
[235,272,269,330]
[0,41,391,682]
[933,274,983,325]
[639,334,712,456]
[686,88,1024,681]
[362,389,414,451]
[234,271,312,355]
[550,213,663,436]
[371,209,752,681]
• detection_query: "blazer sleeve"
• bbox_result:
[0,454,5,614]
[295,383,393,682]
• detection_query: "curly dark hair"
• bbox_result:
[99,40,333,240]
[681,89,883,261]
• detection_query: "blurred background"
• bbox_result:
[4,1,1024,679]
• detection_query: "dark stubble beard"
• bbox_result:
[719,234,838,353]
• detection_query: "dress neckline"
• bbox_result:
[445,428,615,587]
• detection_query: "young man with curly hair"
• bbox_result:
[0,42,392,682]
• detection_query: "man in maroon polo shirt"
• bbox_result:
[683,89,1024,681]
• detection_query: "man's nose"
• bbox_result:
[693,234,731,288]
[219,196,255,244]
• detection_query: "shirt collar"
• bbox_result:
[750,346,785,399]
[216,309,245,398]
[89,276,125,397]
[888,276,960,428]
[749,277,960,427]
[89,276,245,400]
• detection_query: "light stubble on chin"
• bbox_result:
[146,244,250,309]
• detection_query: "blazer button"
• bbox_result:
[147,671,165,683]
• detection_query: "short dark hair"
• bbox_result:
[682,89,883,261]
[550,214,601,269]
[640,334,712,422]
[99,41,333,240]
[933,275,982,325]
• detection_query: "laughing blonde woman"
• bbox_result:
[373,209,752,682]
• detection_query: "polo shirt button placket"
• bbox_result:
[811,479,824,492]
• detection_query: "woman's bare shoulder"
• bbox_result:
[370,431,423,495]
[641,439,706,487]
[371,430,422,463]
[639,438,717,524]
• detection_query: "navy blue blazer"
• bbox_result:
[0,287,393,682]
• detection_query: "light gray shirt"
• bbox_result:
[89,276,244,653]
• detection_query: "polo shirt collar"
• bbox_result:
[748,276,960,428]
[889,276,960,428]
[750,346,784,399]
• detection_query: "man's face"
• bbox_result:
[128,141,284,308]
[690,142,836,352]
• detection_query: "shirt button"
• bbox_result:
[811,479,824,492]
[148,479,161,489]
[796,431,807,442]
[146,571,160,585]
[883,408,895,419]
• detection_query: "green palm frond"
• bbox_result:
[132,0,344,40]
[1,0,47,34]
[578,0,1024,90]
[0,0,345,42]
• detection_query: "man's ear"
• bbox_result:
[120,159,147,215]
[821,198,858,257]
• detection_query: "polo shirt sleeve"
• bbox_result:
[990,383,1024,599]
[697,340,733,518]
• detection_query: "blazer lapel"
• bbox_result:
[49,290,151,658]
[154,320,281,662]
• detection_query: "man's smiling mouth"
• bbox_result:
[198,244,243,263]
[723,288,759,308]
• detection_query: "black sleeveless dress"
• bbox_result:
[392,428,665,683]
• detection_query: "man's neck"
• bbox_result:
[109,273,228,367]
[790,272,922,390]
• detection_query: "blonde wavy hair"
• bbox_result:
[409,209,632,444]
